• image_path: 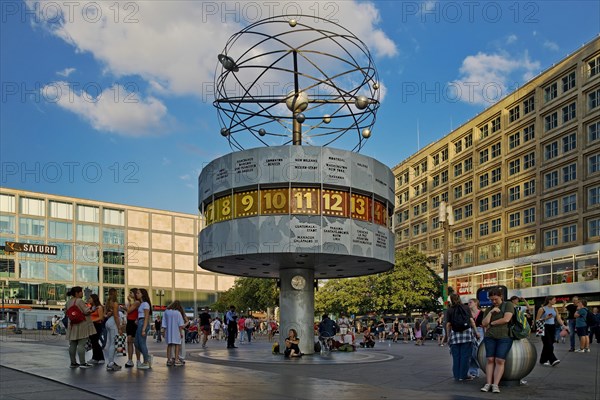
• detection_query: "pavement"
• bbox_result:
[0,330,598,400]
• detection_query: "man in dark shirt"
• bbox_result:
[319,314,338,338]
[563,296,580,352]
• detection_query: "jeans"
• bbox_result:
[468,327,485,377]
[568,319,576,349]
[104,317,118,365]
[239,329,245,343]
[450,342,472,380]
[246,328,253,343]
[134,318,150,363]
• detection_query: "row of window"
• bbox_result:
[0,194,125,226]
[7,260,124,284]
[508,97,535,124]
[508,124,536,150]
[544,71,576,103]
[479,116,501,140]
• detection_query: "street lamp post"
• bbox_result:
[439,202,455,309]
[155,289,165,310]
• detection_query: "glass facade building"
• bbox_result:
[0,188,235,315]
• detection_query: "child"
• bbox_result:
[414,319,423,345]
[162,301,186,366]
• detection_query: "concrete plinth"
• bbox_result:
[279,268,315,355]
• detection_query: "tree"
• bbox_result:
[315,248,442,315]
[212,277,279,313]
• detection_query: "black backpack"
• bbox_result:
[585,308,596,327]
[450,304,470,332]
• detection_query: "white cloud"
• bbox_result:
[41,82,167,136]
[27,1,397,98]
[543,40,559,51]
[57,67,76,77]
[450,52,540,106]
[506,35,518,44]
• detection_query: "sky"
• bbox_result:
[1,0,599,214]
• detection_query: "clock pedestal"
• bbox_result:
[279,268,315,355]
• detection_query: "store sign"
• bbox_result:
[5,242,57,255]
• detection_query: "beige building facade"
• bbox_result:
[393,38,600,304]
[0,188,235,316]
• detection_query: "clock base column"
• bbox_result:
[279,268,315,355]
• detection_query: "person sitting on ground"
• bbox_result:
[284,329,302,358]
[359,327,376,348]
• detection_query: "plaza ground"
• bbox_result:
[0,330,598,400]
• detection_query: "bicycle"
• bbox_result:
[318,335,335,355]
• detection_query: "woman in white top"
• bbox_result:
[536,295,567,366]
[104,288,122,371]
[134,288,153,369]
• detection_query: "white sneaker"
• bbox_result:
[136,361,143,368]
[575,349,585,353]
[585,348,591,353]
[481,384,491,392]
[492,384,500,393]
[137,362,150,370]
[147,355,153,367]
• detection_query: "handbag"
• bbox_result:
[535,319,545,336]
[84,338,93,352]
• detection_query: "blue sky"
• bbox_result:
[1,1,599,214]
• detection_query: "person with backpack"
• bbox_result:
[574,299,591,352]
[65,286,96,369]
[589,306,600,345]
[446,293,479,382]
[480,288,514,393]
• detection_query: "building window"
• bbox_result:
[491,117,501,133]
[588,121,600,142]
[76,265,99,283]
[589,88,600,110]
[509,212,521,228]
[441,148,448,161]
[562,132,577,153]
[589,153,600,174]
[464,250,473,263]
[588,55,600,78]
[524,152,535,169]
[1,214,16,234]
[479,246,489,261]
[479,173,489,189]
[588,218,600,237]
[454,163,463,177]
[562,71,576,92]
[19,260,45,280]
[523,97,535,114]
[103,209,125,226]
[464,157,473,172]
[77,205,99,223]
[432,154,440,166]
[413,224,419,236]
[103,267,125,284]
[20,197,45,216]
[441,170,448,183]
[421,222,427,233]
[454,230,462,244]
[544,112,558,131]
[562,194,577,213]
[545,142,558,160]
[480,222,489,237]
[492,193,501,208]
[432,175,440,188]
[48,221,73,240]
[588,185,600,206]
[465,227,473,241]
[491,167,501,183]
[76,224,99,242]
[465,204,473,218]
[509,186,521,202]
[562,102,576,123]
[479,198,489,212]
[432,216,440,229]
[544,230,558,247]
[562,225,577,243]
[479,149,489,164]
[524,235,535,250]
[524,124,535,142]
[545,200,559,218]
[524,180,535,197]
[563,163,577,183]
[465,134,473,148]
[454,185,463,199]
[464,180,473,195]
[413,205,420,217]
[524,207,535,224]
[509,239,520,256]
[19,217,45,237]
[492,218,501,233]
[509,132,521,149]
[509,106,520,123]
[49,201,73,219]
[480,125,489,140]
[421,202,428,213]
[509,159,521,176]
[441,192,448,203]
[491,142,501,158]
[455,140,463,154]
[544,82,557,102]
[454,208,463,221]
[0,194,15,213]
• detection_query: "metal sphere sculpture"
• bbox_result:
[214,15,380,152]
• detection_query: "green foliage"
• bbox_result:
[211,277,279,313]
[315,248,442,315]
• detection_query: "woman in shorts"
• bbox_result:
[480,288,514,393]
